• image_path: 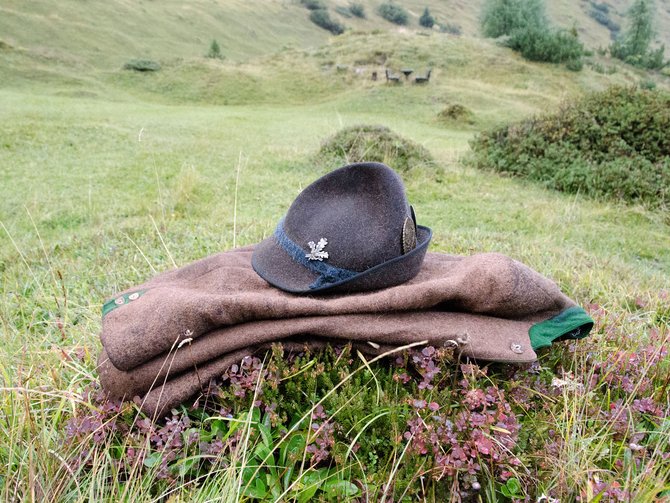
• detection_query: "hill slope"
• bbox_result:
[1,0,669,70]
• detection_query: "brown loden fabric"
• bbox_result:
[97,246,586,417]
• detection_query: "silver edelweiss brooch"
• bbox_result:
[306,238,329,261]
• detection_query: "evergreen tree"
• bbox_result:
[206,39,224,59]
[611,0,666,69]
[419,7,435,28]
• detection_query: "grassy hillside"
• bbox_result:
[2,0,669,69]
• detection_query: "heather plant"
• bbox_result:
[468,86,670,207]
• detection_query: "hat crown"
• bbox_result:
[283,163,410,272]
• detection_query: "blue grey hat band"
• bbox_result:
[274,218,358,289]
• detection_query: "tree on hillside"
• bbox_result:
[206,39,224,59]
[480,0,546,38]
[480,0,584,69]
[610,0,667,69]
[419,7,435,28]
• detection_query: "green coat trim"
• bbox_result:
[529,306,594,350]
[102,290,146,317]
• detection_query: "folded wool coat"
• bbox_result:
[97,246,593,418]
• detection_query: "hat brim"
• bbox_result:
[252,226,432,294]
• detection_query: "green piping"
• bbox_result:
[529,306,594,350]
[102,290,146,317]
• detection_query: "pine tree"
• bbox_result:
[419,7,435,28]
[611,0,666,69]
[206,39,224,60]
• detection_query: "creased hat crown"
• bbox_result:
[252,162,432,293]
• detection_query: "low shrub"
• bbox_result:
[309,9,345,35]
[505,26,585,66]
[378,2,409,26]
[439,23,462,36]
[468,86,670,207]
[481,0,547,38]
[316,124,434,172]
[123,59,161,72]
[589,7,620,35]
[349,2,365,18]
[437,103,475,124]
[301,0,326,10]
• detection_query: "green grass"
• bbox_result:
[1,15,670,503]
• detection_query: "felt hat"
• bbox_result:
[252,162,432,294]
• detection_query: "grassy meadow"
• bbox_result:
[2,3,670,501]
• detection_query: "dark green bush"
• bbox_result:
[481,0,546,38]
[349,2,365,18]
[468,86,670,207]
[309,9,345,35]
[123,59,161,72]
[301,0,326,10]
[419,7,435,28]
[505,26,585,66]
[589,8,620,35]
[316,125,434,172]
[378,2,409,25]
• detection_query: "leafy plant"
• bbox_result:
[308,9,345,35]
[378,2,409,26]
[468,86,670,207]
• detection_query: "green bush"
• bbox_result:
[316,124,435,172]
[419,7,435,28]
[468,86,670,207]
[301,0,326,10]
[378,2,409,25]
[122,59,161,72]
[309,9,345,35]
[505,26,585,66]
[349,2,365,18]
[481,0,546,38]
